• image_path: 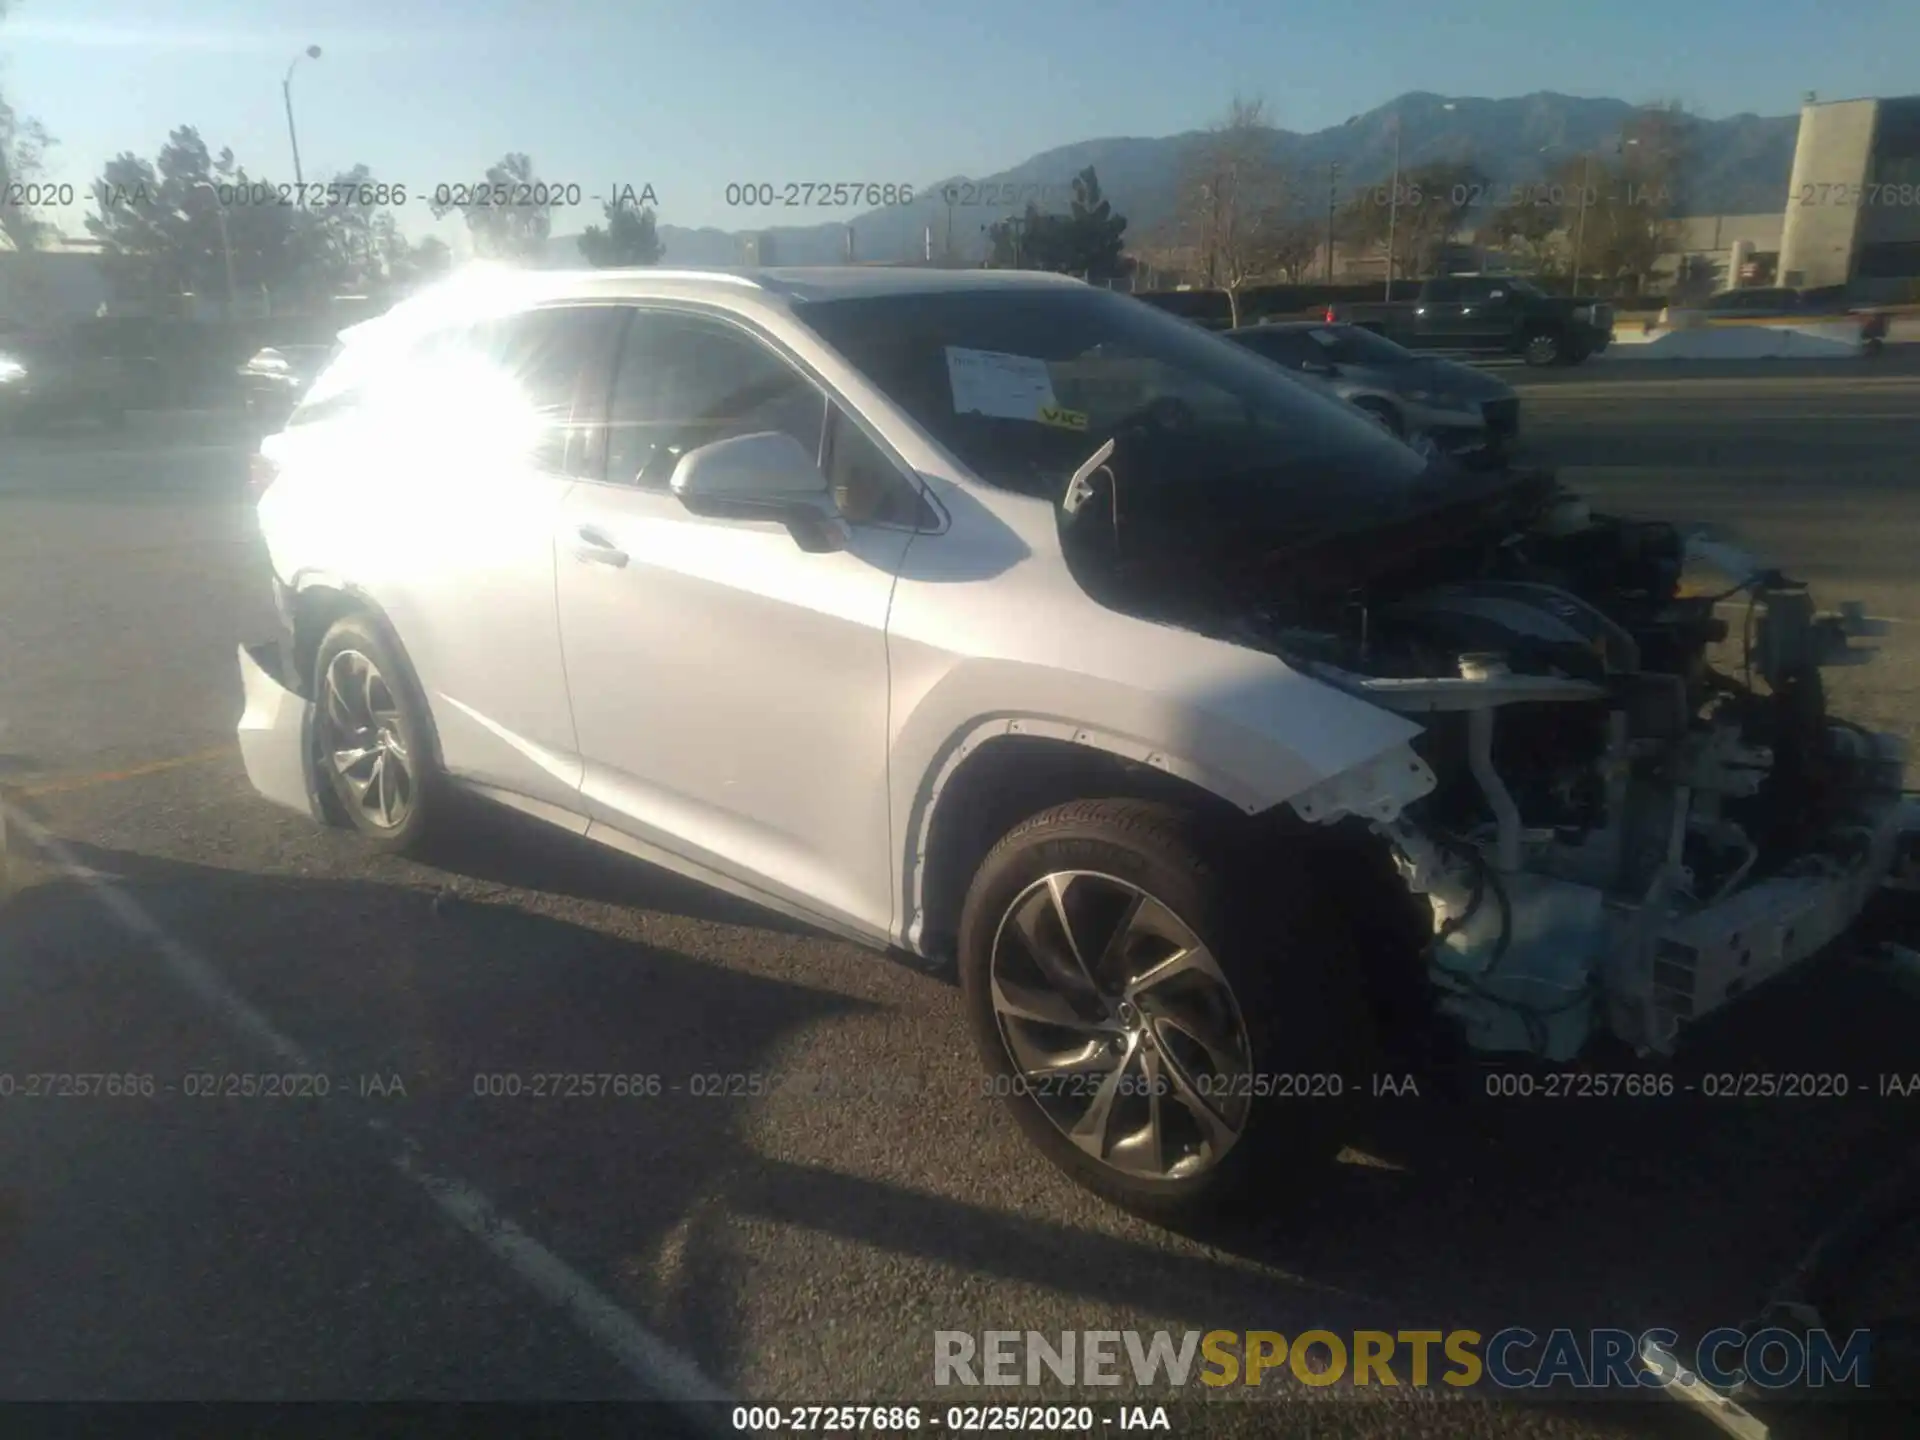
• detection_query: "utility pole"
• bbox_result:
[1383,114,1402,301]
[1570,154,1592,298]
[1325,162,1341,284]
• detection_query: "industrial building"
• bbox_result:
[1778,93,1920,288]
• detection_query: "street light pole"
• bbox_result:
[1383,114,1402,301]
[282,45,322,193]
[1570,154,1592,298]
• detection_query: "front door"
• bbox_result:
[554,306,920,939]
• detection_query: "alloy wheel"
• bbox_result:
[1524,332,1561,365]
[987,871,1255,1181]
[319,649,415,831]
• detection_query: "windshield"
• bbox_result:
[797,287,1429,522]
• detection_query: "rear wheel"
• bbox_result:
[958,799,1368,1222]
[311,614,448,855]
[1521,329,1564,366]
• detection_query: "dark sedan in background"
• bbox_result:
[0,328,131,433]
[238,342,338,430]
[1225,320,1520,459]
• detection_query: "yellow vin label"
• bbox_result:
[1038,405,1089,431]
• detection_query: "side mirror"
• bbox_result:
[669,431,847,553]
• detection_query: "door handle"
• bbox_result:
[569,526,629,568]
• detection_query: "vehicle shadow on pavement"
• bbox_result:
[416,795,825,939]
[3,834,1911,1431]
[0,836,882,1397]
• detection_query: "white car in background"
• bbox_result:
[236,265,1914,1219]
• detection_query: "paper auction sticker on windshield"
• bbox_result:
[1038,405,1088,431]
[945,347,1059,422]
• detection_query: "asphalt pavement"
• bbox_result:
[2,367,1917,1438]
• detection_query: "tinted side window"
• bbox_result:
[465,306,618,474]
[294,308,611,458]
[605,312,827,489]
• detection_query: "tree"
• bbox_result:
[82,128,312,307]
[1473,170,1566,275]
[308,163,400,290]
[1265,215,1321,283]
[83,129,410,310]
[578,199,663,266]
[1061,165,1127,280]
[1592,101,1694,293]
[1173,96,1294,327]
[985,204,1054,268]
[429,152,555,262]
[1339,159,1487,282]
[981,166,1130,279]
[388,234,453,291]
[0,2,56,251]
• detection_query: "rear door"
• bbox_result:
[303,303,624,817]
[1443,277,1513,348]
[1411,278,1467,346]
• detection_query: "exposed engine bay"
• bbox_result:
[1064,458,1916,1061]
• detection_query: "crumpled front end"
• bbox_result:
[1272,502,1920,1061]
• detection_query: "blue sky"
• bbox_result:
[6,0,1919,254]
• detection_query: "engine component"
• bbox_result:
[1130,481,1915,1064]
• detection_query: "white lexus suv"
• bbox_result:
[238,264,1915,1219]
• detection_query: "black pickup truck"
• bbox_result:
[1326,274,1613,366]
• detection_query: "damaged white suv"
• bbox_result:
[238,265,1917,1219]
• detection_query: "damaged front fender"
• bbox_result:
[1285,742,1438,826]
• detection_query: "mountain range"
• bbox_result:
[538,90,1802,270]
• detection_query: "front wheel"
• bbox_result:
[311,614,448,855]
[1351,396,1404,437]
[957,799,1368,1221]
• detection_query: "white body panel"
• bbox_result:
[556,479,912,939]
[258,413,583,811]
[880,484,1424,947]
[251,266,1429,955]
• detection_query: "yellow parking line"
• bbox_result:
[11,746,231,798]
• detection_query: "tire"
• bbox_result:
[1521,329,1563,367]
[957,798,1369,1222]
[310,613,449,855]
[1351,396,1404,436]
